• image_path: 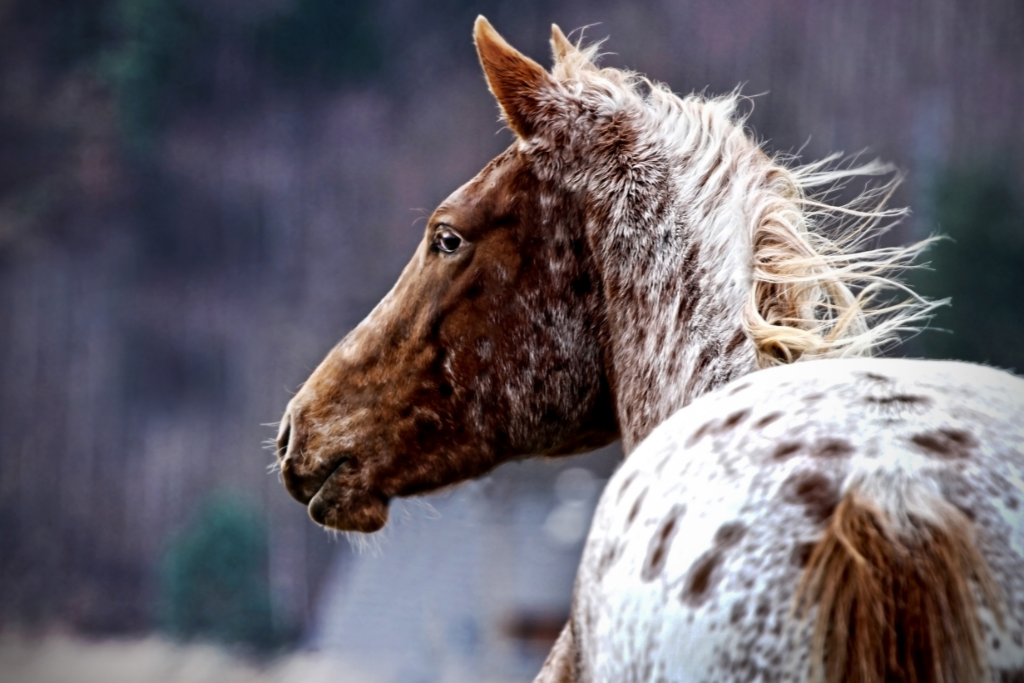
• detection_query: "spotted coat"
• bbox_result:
[566,358,1024,683]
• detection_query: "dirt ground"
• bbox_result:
[0,633,380,683]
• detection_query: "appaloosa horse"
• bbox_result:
[276,17,1024,683]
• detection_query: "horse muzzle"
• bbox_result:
[276,410,390,532]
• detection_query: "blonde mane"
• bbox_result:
[746,151,938,366]
[551,37,939,368]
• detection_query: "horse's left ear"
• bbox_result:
[550,24,575,62]
[474,16,557,139]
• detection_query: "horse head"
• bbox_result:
[276,19,622,531]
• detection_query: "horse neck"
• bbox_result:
[591,117,764,453]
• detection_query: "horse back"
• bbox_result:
[574,358,1024,683]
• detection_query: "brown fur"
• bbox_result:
[794,492,1002,683]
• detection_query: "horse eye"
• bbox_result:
[433,228,464,254]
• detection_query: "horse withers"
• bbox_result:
[276,17,1024,683]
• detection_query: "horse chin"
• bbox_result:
[307,479,390,532]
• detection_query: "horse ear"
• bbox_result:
[474,16,555,139]
[550,24,575,62]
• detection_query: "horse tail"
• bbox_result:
[794,479,1002,683]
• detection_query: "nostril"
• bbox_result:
[277,418,292,460]
[282,458,314,504]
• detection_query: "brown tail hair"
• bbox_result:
[794,490,1002,683]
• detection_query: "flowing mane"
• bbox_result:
[552,38,937,367]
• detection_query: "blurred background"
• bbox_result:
[0,0,1021,681]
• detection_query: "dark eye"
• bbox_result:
[432,228,464,254]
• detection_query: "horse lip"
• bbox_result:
[307,459,390,532]
[314,455,353,495]
[307,454,356,501]
[282,454,352,505]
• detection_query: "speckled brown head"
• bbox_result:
[275,19,619,531]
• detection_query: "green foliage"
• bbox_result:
[915,165,1024,370]
[159,492,290,654]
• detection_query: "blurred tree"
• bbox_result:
[159,492,292,654]
[100,0,212,153]
[916,164,1024,370]
[0,0,117,250]
[253,0,383,87]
